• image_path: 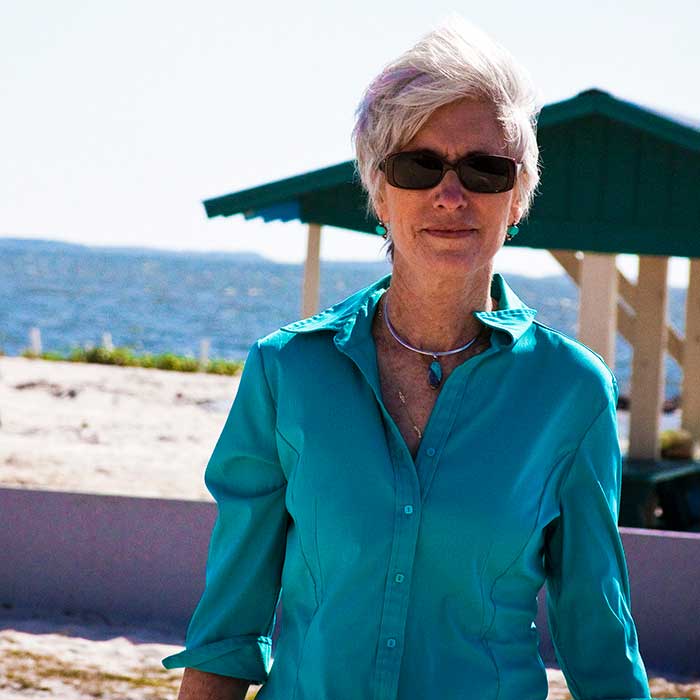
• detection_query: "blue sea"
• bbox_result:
[1,238,687,399]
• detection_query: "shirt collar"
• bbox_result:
[473,274,538,345]
[280,272,537,348]
[280,273,391,335]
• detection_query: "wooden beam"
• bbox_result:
[549,249,580,281]
[617,304,634,350]
[629,256,669,460]
[681,258,700,441]
[548,250,683,366]
[302,223,322,318]
[579,253,618,368]
[618,268,638,311]
[667,325,684,367]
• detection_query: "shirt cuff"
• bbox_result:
[161,634,272,683]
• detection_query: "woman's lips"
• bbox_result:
[423,227,478,238]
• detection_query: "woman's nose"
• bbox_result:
[432,169,469,210]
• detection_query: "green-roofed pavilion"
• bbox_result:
[205,88,700,255]
[202,87,700,476]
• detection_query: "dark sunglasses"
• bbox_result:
[379,149,520,194]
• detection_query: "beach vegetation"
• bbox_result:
[34,350,65,361]
[20,346,244,376]
[660,428,696,460]
[206,358,245,375]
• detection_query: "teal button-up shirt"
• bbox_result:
[163,273,651,700]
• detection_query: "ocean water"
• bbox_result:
[1,238,687,398]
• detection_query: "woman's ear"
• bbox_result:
[374,184,388,223]
[509,196,524,227]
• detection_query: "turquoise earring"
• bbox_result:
[375,221,388,239]
[505,223,519,242]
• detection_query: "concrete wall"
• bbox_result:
[535,527,700,679]
[1,487,698,678]
[0,487,215,629]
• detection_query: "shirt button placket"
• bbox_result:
[374,453,421,700]
[372,432,422,700]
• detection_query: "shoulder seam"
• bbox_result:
[531,319,617,389]
[255,339,279,413]
[558,397,616,502]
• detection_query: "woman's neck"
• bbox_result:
[384,262,496,352]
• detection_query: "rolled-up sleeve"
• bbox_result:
[544,388,651,700]
[162,340,288,683]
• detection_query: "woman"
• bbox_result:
[165,18,652,700]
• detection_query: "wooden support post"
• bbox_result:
[681,258,700,442]
[548,249,684,365]
[199,339,210,372]
[629,256,669,460]
[29,327,42,355]
[302,223,322,318]
[579,252,618,369]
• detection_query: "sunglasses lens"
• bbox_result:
[384,151,517,193]
[389,152,444,189]
[458,155,514,193]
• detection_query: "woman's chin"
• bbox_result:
[393,235,499,277]
[417,247,494,278]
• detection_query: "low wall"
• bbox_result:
[535,527,700,679]
[0,487,215,629]
[0,487,698,678]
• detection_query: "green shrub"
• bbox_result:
[84,347,116,365]
[660,428,695,460]
[40,351,65,361]
[21,348,64,360]
[206,358,245,376]
[68,347,87,362]
[19,345,244,376]
[150,353,196,372]
[102,347,139,367]
[139,353,156,368]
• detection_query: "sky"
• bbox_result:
[1,0,697,285]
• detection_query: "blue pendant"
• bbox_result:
[428,359,442,389]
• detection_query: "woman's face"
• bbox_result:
[375,98,523,280]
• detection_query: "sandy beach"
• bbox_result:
[1,613,698,700]
[0,356,236,501]
[1,356,698,699]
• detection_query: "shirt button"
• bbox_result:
[426,447,436,457]
[387,638,396,648]
[394,573,405,583]
[403,505,413,515]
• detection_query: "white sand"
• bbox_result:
[1,356,698,699]
[1,613,698,700]
[0,356,237,500]
[0,611,264,699]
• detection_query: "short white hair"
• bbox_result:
[352,16,542,258]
